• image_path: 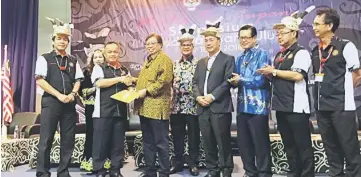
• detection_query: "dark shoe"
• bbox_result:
[170,165,183,174]
[37,173,51,177]
[95,170,108,177]
[57,170,72,177]
[189,167,199,176]
[158,174,170,177]
[57,173,71,177]
[204,171,220,177]
[139,172,157,177]
[85,171,96,175]
[222,169,233,177]
[110,171,123,177]
[242,175,256,177]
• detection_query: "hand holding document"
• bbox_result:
[111,90,140,103]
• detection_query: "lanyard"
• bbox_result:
[275,44,294,65]
[55,56,67,71]
[275,50,291,70]
[318,46,333,74]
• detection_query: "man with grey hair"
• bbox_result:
[170,24,200,176]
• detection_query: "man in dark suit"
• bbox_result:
[192,17,235,177]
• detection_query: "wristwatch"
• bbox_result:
[272,70,277,77]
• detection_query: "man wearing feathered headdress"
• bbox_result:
[35,17,84,177]
[170,24,200,176]
[193,16,235,177]
[258,6,316,177]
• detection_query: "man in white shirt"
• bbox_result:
[35,20,84,177]
[192,17,235,177]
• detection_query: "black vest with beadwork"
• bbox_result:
[272,43,310,112]
[311,38,348,111]
[98,64,129,118]
[42,51,77,97]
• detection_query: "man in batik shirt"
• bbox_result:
[170,24,200,176]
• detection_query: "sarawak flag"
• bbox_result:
[1,59,14,123]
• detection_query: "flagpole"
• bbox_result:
[1,45,8,139]
[4,45,7,63]
[2,45,7,127]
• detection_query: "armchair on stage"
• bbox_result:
[1,112,87,171]
[21,113,86,138]
[7,112,39,136]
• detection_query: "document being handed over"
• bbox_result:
[111,90,140,103]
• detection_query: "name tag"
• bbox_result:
[315,73,324,82]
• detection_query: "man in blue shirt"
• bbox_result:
[229,25,272,177]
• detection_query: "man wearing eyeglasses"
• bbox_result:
[135,33,174,177]
[228,25,272,177]
[257,10,315,176]
[170,25,200,176]
[310,8,361,177]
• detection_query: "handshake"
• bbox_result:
[118,75,137,86]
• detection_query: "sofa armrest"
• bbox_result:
[75,123,86,134]
[7,124,28,134]
[20,125,29,133]
[24,124,41,138]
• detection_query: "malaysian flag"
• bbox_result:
[1,57,14,124]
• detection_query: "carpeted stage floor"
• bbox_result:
[2,156,327,177]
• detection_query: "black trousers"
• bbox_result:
[170,114,200,168]
[140,116,170,176]
[199,108,234,174]
[83,104,94,161]
[276,111,314,177]
[92,117,126,175]
[316,110,361,177]
[36,96,76,177]
[237,113,272,177]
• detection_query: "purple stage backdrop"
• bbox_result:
[71,0,361,117]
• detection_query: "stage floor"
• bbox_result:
[1,156,328,177]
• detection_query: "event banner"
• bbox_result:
[71,0,361,117]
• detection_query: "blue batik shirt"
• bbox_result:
[235,45,271,115]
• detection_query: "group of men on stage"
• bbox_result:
[34,7,361,177]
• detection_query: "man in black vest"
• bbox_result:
[35,22,84,177]
[91,41,134,177]
[258,7,315,176]
[311,8,361,177]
